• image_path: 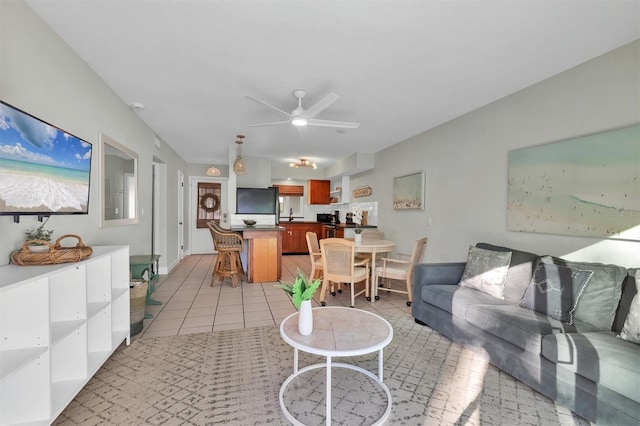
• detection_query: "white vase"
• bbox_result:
[298,300,313,335]
[354,233,362,244]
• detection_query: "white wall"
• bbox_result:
[361,40,639,267]
[0,0,187,268]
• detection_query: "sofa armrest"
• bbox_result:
[413,262,466,287]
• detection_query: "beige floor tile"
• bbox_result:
[215,303,243,314]
[214,311,244,325]
[244,310,273,322]
[245,320,275,328]
[178,325,212,335]
[182,315,214,328]
[169,294,197,303]
[163,299,193,310]
[191,298,217,308]
[155,308,189,319]
[212,322,244,332]
[141,328,181,338]
[188,306,215,317]
[243,302,270,312]
[146,318,183,331]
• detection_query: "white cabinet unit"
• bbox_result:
[330,176,351,205]
[0,246,130,425]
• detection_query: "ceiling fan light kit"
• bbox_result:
[233,135,246,175]
[291,116,307,127]
[247,90,360,129]
[290,158,317,169]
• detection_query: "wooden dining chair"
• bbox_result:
[361,229,384,240]
[305,231,323,281]
[320,238,370,308]
[356,229,385,262]
[207,221,245,287]
[375,237,427,306]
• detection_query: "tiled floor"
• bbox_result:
[138,253,412,339]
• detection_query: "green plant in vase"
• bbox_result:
[352,206,363,235]
[275,268,321,309]
[25,221,54,246]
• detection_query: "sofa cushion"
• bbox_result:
[519,261,594,324]
[459,246,512,299]
[618,270,640,344]
[542,331,640,402]
[613,269,639,333]
[476,243,539,302]
[542,256,626,331]
[466,304,600,354]
[421,284,512,319]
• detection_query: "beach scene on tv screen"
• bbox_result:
[0,103,91,214]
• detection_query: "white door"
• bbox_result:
[178,170,185,260]
[189,177,228,254]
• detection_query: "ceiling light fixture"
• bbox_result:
[291,116,307,127]
[206,166,221,176]
[289,158,317,169]
[233,135,246,175]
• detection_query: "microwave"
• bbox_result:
[316,213,333,223]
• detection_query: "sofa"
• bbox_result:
[411,242,639,425]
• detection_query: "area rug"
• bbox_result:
[54,315,590,425]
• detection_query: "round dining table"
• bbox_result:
[352,239,395,300]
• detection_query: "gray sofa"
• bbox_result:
[411,242,639,425]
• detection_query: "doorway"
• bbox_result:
[189,176,228,254]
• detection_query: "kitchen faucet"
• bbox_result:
[289,207,293,222]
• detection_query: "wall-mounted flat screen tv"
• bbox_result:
[236,187,278,215]
[0,100,92,217]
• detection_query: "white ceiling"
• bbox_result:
[25,0,639,169]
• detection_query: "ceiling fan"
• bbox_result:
[247,90,360,129]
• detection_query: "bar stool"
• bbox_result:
[207,222,245,287]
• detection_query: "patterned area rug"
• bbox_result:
[55,315,590,425]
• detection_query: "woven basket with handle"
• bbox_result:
[11,234,93,266]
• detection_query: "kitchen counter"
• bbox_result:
[229,225,284,282]
[231,225,286,232]
[334,224,377,229]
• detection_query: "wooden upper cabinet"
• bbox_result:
[273,184,304,196]
[307,179,330,204]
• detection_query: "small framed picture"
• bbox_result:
[393,171,425,210]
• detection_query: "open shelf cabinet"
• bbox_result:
[0,246,130,425]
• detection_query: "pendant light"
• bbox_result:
[206,166,221,176]
[233,134,246,175]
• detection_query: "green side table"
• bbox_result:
[130,254,161,319]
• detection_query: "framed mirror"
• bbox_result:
[99,133,139,227]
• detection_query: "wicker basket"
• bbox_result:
[11,234,93,266]
[130,280,148,336]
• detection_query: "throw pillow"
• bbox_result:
[540,256,627,330]
[618,270,640,344]
[519,261,594,324]
[459,246,512,299]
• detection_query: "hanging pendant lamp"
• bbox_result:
[233,135,246,175]
[206,166,221,176]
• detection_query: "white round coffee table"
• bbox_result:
[279,307,393,425]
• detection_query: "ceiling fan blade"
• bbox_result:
[246,95,293,118]
[303,92,340,118]
[247,120,291,127]
[307,118,360,129]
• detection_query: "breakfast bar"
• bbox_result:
[231,225,285,283]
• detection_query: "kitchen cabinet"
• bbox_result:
[307,179,330,204]
[0,246,130,425]
[281,222,323,253]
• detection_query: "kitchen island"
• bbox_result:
[231,225,285,283]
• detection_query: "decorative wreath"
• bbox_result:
[200,193,219,213]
